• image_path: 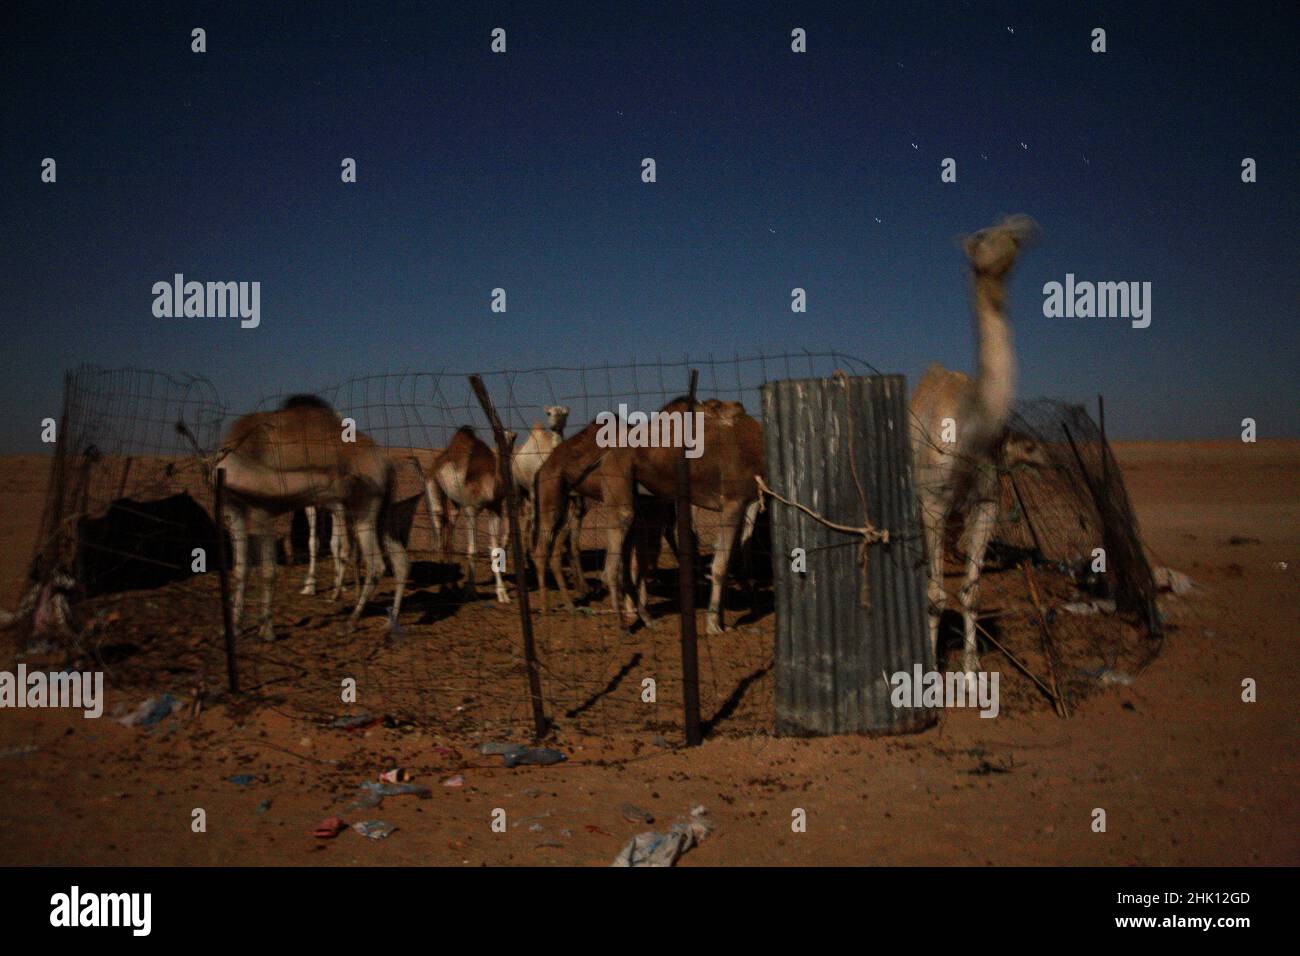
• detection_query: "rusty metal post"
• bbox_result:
[212,468,239,694]
[468,375,549,741]
[676,370,703,746]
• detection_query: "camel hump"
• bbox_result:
[281,393,334,412]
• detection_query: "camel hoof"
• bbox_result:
[496,592,511,605]
[299,583,316,596]
[961,654,981,675]
[259,624,277,643]
[706,619,725,635]
[388,616,403,638]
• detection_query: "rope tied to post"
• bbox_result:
[753,473,889,607]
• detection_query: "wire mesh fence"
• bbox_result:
[4,356,1162,742]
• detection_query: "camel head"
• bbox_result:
[544,405,570,433]
[1000,428,1050,472]
[703,399,746,427]
[963,214,1039,279]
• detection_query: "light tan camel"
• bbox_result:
[910,215,1038,673]
[606,398,763,633]
[424,426,512,603]
[218,395,409,641]
[510,405,569,547]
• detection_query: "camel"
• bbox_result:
[217,395,409,641]
[531,420,671,624]
[603,398,764,634]
[910,214,1038,674]
[424,426,512,603]
[510,405,569,547]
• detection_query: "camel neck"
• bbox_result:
[972,273,1016,428]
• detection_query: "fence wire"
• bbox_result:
[6,356,1160,741]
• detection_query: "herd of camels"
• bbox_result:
[214,215,1038,675]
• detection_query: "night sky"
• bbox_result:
[3,1,1296,451]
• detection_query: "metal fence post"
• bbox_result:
[212,467,239,694]
[468,375,550,741]
[676,369,703,746]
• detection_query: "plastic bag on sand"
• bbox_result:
[611,806,712,867]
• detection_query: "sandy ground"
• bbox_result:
[0,440,1295,866]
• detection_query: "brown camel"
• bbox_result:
[217,395,409,641]
[592,398,759,634]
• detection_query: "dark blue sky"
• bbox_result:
[3,1,1297,451]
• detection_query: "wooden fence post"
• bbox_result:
[468,375,550,741]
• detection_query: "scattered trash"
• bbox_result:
[967,759,1012,776]
[1153,567,1197,595]
[329,713,378,730]
[650,734,670,749]
[611,806,713,867]
[228,774,257,786]
[620,802,654,824]
[379,768,411,783]
[443,775,464,788]
[502,745,567,768]
[528,823,544,833]
[117,693,182,727]
[1075,667,1135,686]
[347,779,431,810]
[312,816,349,839]
[1274,561,1289,571]
[0,744,39,758]
[478,741,516,756]
[523,788,541,798]
[255,799,272,814]
[352,820,397,840]
[1059,600,1117,616]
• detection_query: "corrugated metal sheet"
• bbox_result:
[762,375,934,736]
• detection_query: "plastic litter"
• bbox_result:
[1153,567,1197,595]
[228,774,257,786]
[611,805,712,867]
[329,713,378,730]
[1059,600,1117,616]
[502,746,566,768]
[117,693,182,727]
[443,775,464,788]
[379,768,411,783]
[312,816,349,839]
[620,802,654,824]
[353,819,396,839]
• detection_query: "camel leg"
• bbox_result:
[566,497,589,599]
[463,507,478,598]
[604,505,634,631]
[920,499,947,665]
[227,506,249,632]
[382,530,409,634]
[300,506,318,595]
[958,493,998,675]
[348,514,381,631]
[706,500,747,635]
[487,510,510,603]
[329,504,348,600]
[257,533,277,642]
